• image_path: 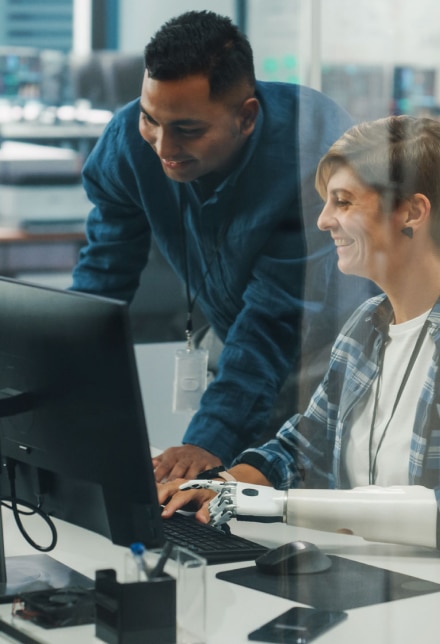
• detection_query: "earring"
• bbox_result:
[401,226,413,238]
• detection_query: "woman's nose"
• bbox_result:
[317,202,334,231]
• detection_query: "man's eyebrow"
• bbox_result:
[139,103,207,126]
[139,103,154,119]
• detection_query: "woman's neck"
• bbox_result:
[384,258,440,324]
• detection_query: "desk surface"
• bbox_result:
[0,227,85,243]
[0,121,106,141]
[0,342,439,643]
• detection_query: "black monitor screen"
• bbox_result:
[0,277,164,590]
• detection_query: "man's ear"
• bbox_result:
[239,97,259,136]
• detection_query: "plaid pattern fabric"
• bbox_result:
[236,294,440,494]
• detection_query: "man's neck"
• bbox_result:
[191,172,227,202]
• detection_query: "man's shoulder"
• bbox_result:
[84,98,156,172]
[101,98,141,138]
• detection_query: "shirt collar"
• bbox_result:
[369,294,440,344]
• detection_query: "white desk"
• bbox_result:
[0,342,439,643]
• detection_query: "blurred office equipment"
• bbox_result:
[391,66,437,116]
[0,0,73,52]
[0,47,42,102]
[0,140,89,278]
[68,50,144,111]
[0,141,90,230]
[321,64,390,122]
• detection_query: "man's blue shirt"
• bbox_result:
[71,81,375,465]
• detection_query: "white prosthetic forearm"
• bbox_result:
[179,480,438,549]
[285,485,438,549]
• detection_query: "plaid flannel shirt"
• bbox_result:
[235,293,440,510]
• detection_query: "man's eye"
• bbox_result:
[141,113,156,125]
[178,128,204,138]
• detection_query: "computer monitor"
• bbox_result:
[0,277,164,599]
[392,65,437,116]
[0,47,42,102]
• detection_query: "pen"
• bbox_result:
[149,540,173,579]
[130,542,152,580]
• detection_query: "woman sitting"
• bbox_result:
[158,115,440,550]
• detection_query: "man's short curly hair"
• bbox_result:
[144,10,255,99]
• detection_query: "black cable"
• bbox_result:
[2,460,57,552]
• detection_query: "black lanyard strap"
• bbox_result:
[178,184,235,348]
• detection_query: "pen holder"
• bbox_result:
[129,545,207,644]
[95,568,176,644]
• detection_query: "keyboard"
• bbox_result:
[162,511,268,565]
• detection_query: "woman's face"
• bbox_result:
[317,165,402,284]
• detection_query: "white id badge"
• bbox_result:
[172,348,208,413]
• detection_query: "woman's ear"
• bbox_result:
[402,193,431,232]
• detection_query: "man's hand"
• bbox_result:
[152,444,222,482]
[157,478,216,524]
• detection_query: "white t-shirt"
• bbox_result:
[344,309,433,487]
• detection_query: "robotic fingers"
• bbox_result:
[179,480,287,527]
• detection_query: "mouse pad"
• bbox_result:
[216,556,440,610]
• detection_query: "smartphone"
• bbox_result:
[248,606,347,643]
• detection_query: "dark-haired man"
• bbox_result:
[71,10,375,482]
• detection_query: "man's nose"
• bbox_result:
[154,129,180,159]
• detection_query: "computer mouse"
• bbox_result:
[255,540,332,575]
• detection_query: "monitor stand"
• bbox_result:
[0,511,93,603]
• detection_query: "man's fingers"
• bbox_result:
[152,445,222,482]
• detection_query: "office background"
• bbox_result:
[0,0,439,342]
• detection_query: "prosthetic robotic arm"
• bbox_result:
[180,480,438,549]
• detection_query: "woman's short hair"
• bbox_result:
[144,10,255,99]
[316,115,440,245]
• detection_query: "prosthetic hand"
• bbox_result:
[180,481,438,549]
[179,480,287,527]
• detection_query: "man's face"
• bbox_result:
[139,71,257,182]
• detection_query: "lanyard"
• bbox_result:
[178,183,235,349]
[368,319,430,484]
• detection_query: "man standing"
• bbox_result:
[71,10,374,481]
